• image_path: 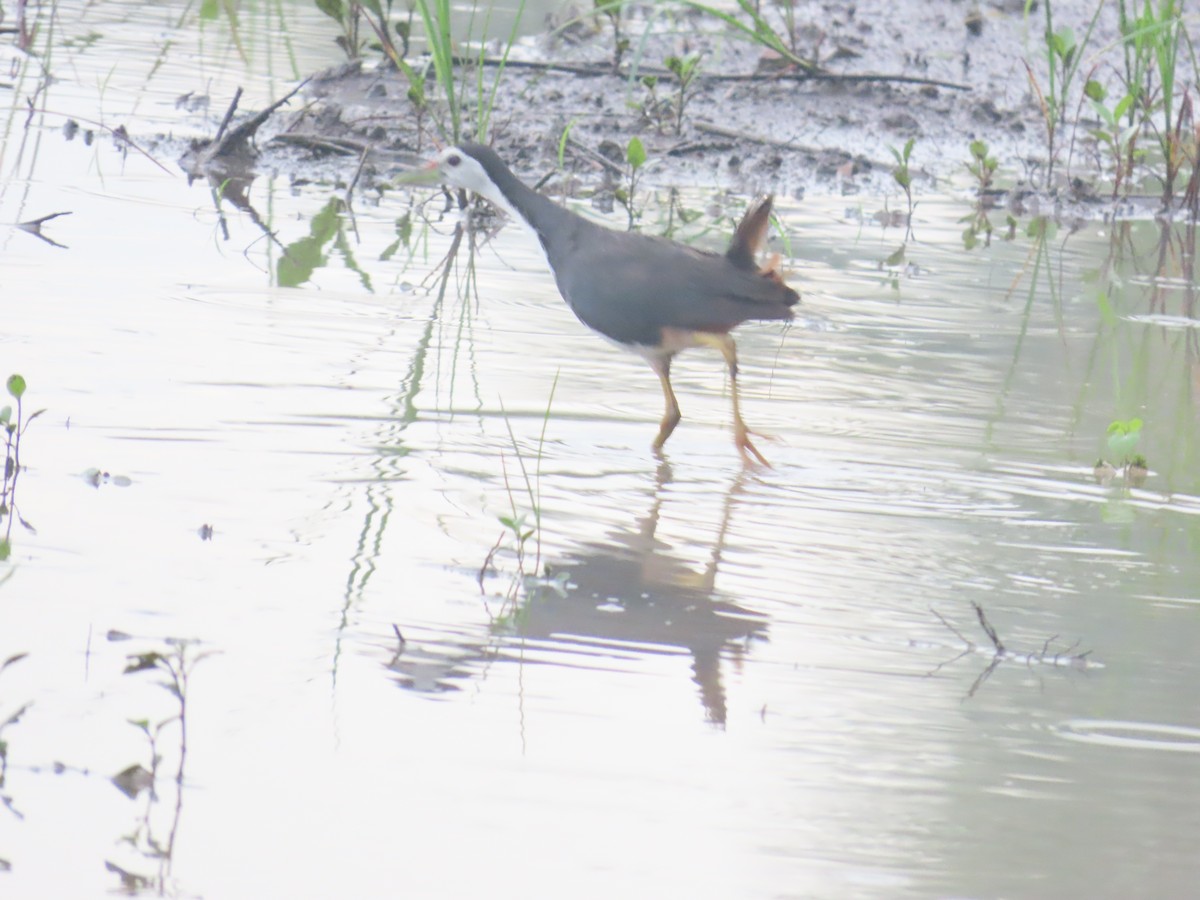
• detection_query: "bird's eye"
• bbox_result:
[446,154,461,167]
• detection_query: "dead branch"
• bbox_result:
[931,602,1097,698]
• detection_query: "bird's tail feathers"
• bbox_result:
[726,196,773,272]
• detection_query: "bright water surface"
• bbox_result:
[2,2,1200,898]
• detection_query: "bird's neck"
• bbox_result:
[475,166,575,242]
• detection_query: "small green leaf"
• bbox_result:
[124,653,164,674]
[1084,79,1106,102]
[1051,27,1075,59]
[314,0,347,25]
[1106,418,1143,462]
[969,139,988,160]
[1113,93,1134,121]
[557,118,578,167]
[626,136,646,170]
[6,375,25,400]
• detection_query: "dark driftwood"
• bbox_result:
[184,78,310,176]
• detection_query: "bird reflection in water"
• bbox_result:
[387,461,768,725]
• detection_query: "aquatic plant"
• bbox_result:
[664,51,703,135]
[1021,0,1198,201]
[1093,418,1148,487]
[1078,0,1195,204]
[592,0,629,72]
[316,0,367,58]
[678,0,817,73]
[114,639,213,894]
[1084,79,1141,198]
[616,135,648,229]
[481,376,558,608]
[2,375,43,562]
[632,74,666,130]
[889,137,916,227]
[1106,417,1145,467]
[966,139,998,194]
[556,118,579,168]
[1138,1,1188,204]
[316,0,526,146]
[1023,0,1103,184]
[960,140,1002,249]
[471,0,527,145]
[276,197,374,289]
[0,652,30,798]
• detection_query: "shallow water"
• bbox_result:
[3,3,1200,898]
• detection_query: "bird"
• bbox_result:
[421,142,799,464]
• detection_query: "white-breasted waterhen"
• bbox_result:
[420,143,799,464]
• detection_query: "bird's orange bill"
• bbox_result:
[394,159,443,186]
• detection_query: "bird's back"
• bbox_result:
[548,211,797,347]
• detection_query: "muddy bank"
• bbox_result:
[263,0,1161,214]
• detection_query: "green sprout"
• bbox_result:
[616,136,648,229]
[966,139,998,193]
[889,137,916,226]
[664,52,703,135]
[1106,417,1143,464]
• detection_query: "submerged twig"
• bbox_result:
[930,602,1097,698]
[974,602,1005,653]
[15,211,71,248]
[212,87,243,146]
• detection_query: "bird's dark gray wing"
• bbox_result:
[551,227,796,346]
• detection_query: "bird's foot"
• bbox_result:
[735,427,775,468]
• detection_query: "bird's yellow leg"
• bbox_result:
[693,332,771,467]
[649,356,682,451]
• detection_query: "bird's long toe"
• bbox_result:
[735,427,772,468]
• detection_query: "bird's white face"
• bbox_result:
[430,146,519,220]
[434,147,492,195]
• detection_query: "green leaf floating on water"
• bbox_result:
[1106,418,1143,462]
